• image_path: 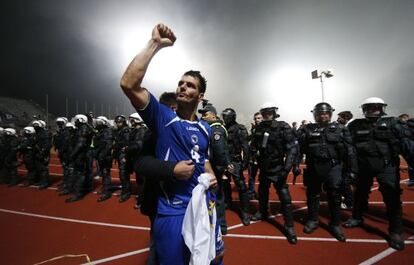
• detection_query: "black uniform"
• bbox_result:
[251,119,298,243]
[248,125,260,197]
[403,118,414,184]
[344,117,408,249]
[18,133,37,186]
[95,126,114,201]
[66,123,93,202]
[126,125,148,203]
[224,121,251,225]
[113,125,131,201]
[34,127,52,189]
[2,133,19,185]
[0,132,6,183]
[299,122,357,241]
[58,127,77,195]
[53,127,72,190]
[208,119,231,233]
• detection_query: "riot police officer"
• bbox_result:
[248,112,262,199]
[19,126,37,186]
[126,113,147,206]
[94,116,114,202]
[404,118,414,186]
[53,117,70,190]
[66,114,94,203]
[32,120,52,190]
[250,103,298,244]
[58,122,77,195]
[222,107,251,226]
[0,127,6,184]
[298,103,358,242]
[200,103,231,234]
[343,97,408,250]
[2,128,19,185]
[113,115,131,202]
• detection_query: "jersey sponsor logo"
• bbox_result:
[187,126,200,132]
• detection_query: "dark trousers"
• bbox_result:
[258,170,294,226]
[248,162,259,195]
[352,162,403,234]
[304,163,343,226]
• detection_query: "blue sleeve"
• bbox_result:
[136,93,174,135]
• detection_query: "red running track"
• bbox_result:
[0,155,413,264]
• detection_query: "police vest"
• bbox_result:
[349,117,400,160]
[304,122,345,162]
[226,123,246,158]
[255,120,288,164]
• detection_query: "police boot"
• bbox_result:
[65,194,83,203]
[342,218,363,228]
[119,192,131,203]
[304,196,320,234]
[38,182,51,190]
[98,193,112,202]
[285,225,297,245]
[239,193,251,226]
[389,233,405,251]
[329,225,346,242]
[58,189,71,196]
[250,211,268,221]
[8,177,20,186]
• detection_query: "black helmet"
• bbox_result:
[312,102,334,115]
[115,115,127,124]
[221,108,236,124]
[311,102,335,122]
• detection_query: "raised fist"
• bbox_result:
[152,23,177,48]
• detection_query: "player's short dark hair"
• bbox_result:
[254,112,261,117]
[184,70,207,94]
[159,92,177,108]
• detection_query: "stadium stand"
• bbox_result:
[0,96,55,129]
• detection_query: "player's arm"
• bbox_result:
[205,160,218,188]
[120,24,176,109]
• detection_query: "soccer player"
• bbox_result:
[120,24,221,264]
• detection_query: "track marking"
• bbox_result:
[80,248,150,265]
[0,208,150,231]
[225,233,414,244]
[233,199,414,205]
[358,235,414,265]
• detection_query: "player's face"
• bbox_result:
[176,75,204,105]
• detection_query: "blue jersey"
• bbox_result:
[137,93,211,215]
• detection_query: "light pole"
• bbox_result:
[311,69,334,102]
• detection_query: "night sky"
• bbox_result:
[1,0,414,125]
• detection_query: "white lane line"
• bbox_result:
[81,248,150,265]
[232,199,414,205]
[225,233,414,244]
[0,208,150,231]
[358,235,414,265]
